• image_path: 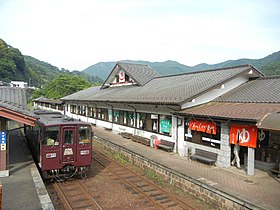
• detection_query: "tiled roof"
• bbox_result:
[0,87,27,110]
[62,86,101,101]
[62,64,261,105]
[117,62,160,86]
[214,76,280,103]
[180,102,280,121]
[180,76,280,121]
[101,62,160,88]
[0,87,37,118]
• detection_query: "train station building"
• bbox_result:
[34,62,280,176]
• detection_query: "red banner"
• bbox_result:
[188,120,216,134]
[230,125,257,148]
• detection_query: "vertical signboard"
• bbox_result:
[0,132,6,151]
[0,131,7,171]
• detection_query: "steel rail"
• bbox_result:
[53,181,103,210]
[93,148,196,210]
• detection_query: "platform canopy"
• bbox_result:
[257,112,280,131]
[0,106,37,126]
[0,87,37,126]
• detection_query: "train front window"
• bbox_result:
[78,126,91,144]
[44,126,59,146]
[64,130,74,145]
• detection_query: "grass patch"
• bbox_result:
[112,152,130,165]
[143,167,164,186]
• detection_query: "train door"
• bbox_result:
[61,126,77,163]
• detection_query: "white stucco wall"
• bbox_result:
[182,76,248,109]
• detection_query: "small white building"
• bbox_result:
[10,81,28,88]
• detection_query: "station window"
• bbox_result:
[137,113,148,130]
[136,113,170,135]
[125,74,130,82]
[44,126,59,146]
[97,108,108,121]
[70,105,76,114]
[115,75,119,83]
[113,110,120,123]
[151,114,159,132]
[123,111,135,127]
[88,107,97,118]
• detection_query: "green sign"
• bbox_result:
[160,119,171,134]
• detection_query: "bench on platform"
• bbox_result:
[190,149,217,165]
[157,140,175,152]
[131,135,150,146]
[120,132,133,139]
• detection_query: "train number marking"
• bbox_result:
[46,153,56,158]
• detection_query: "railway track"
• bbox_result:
[50,148,198,209]
[92,148,196,210]
[53,180,102,210]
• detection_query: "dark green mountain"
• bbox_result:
[84,51,280,80]
[25,55,103,87]
[0,38,30,82]
[0,38,103,87]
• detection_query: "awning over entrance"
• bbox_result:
[256,113,280,131]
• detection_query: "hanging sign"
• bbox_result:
[188,120,216,134]
[119,70,125,82]
[258,130,269,147]
[230,125,257,148]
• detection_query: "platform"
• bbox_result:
[0,129,53,210]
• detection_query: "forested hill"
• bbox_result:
[24,55,103,86]
[0,38,29,82]
[0,38,103,87]
[84,51,280,80]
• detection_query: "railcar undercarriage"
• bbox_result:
[42,165,90,181]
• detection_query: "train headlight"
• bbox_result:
[80,150,90,155]
[46,153,56,158]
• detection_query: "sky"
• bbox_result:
[0,0,280,71]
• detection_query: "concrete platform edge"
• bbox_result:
[30,163,54,210]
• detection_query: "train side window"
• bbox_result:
[78,126,91,144]
[44,126,59,146]
[64,130,74,145]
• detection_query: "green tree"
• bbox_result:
[32,74,92,99]
[261,61,280,76]
[0,38,28,82]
